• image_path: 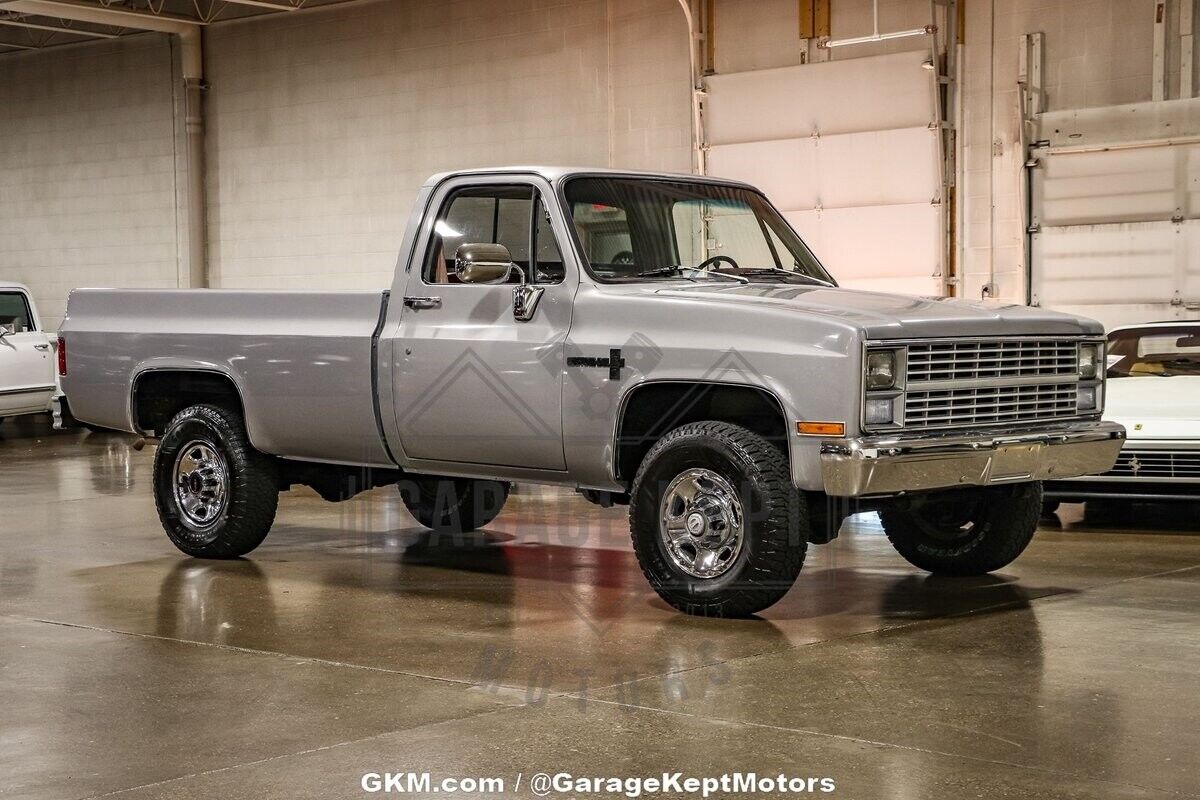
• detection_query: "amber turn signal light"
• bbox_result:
[796,421,845,436]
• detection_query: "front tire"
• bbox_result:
[399,477,511,533]
[153,404,279,558]
[880,483,1042,575]
[629,421,807,617]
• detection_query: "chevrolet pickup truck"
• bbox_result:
[59,167,1126,617]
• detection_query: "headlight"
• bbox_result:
[1079,342,1101,379]
[1076,384,1099,412]
[866,350,898,390]
[864,396,895,426]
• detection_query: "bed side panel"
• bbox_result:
[60,289,392,467]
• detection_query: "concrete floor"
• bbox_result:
[1,415,1199,799]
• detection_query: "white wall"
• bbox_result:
[204,0,692,290]
[0,36,180,331]
[0,0,693,315]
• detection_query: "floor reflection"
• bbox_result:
[1051,499,1200,534]
[155,560,278,645]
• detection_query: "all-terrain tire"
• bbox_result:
[629,421,807,617]
[399,477,511,533]
[880,483,1042,575]
[153,404,279,558]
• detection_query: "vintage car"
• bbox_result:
[0,282,57,429]
[1045,321,1200,507]
[58,168,1125,617]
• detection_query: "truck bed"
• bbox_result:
[62,289,393,467]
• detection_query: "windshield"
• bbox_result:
[563,176,834,285]
[1107,326,1200,377]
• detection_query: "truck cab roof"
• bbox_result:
[421,166,757,191]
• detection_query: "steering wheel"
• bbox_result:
[696,254,740,272]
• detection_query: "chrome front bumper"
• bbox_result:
[820,420,1126,497]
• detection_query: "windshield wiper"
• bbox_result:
[693,268,749,284]
[635,266,691,279]
[740,267,834,286]
[635,266,748,284]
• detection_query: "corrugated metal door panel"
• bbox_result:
[785,204,941,297]
[707,139,818,210]
[705,51,936,143]
[1031,142,1200,328]
[709,126,939,211]
[1031,220,1200,327]
[1036,145,1200,226]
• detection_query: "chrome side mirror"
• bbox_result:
[0,323,14,339]
[453,242,544,321]
[454,243,514,284]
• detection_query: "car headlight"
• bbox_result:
[1076,383,1101,412]
[864,396,895,426]
[866,350,898,390]
[1079,342,1102,380]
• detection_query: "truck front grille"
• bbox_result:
[1104,449,1200,479]
[906,339,1079,382]
[904,382,1079,430]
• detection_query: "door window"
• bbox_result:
[424,187,529,284]
[424,185,566,285]
[0,292,33,333]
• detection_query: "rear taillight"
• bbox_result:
[57,336,67,376]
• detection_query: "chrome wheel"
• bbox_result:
[173,440,229,531]
[659,468,745,579]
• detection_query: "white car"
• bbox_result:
[0,283,57,428]
[1046,321,1200,505]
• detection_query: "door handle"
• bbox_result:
[403,296,442,310]
[34,343,50,351]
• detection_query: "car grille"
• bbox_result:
[904,382,1079,430]
[1104,449,1200,479]
[906,339,1079,382]
[893,337,1087,430]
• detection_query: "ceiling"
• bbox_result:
[0,0,359,53]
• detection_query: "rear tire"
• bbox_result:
[880,483,1042,575]
[399,477,511,533]
[629,421,807,617]
[153,404,279,558]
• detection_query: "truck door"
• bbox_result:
[391,178,573,471]
[0,289,55,417]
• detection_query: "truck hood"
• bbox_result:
[650,283,1102,339]
[1105,376,1200,439]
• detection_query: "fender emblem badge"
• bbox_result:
[567,348,626,380]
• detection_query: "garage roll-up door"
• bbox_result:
[1029,117,1200,329]
[704,50,943,296]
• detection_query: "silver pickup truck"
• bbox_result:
[59,167,1125,617]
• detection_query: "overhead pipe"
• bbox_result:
[822,0,934,49]
[2,0,208,289]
